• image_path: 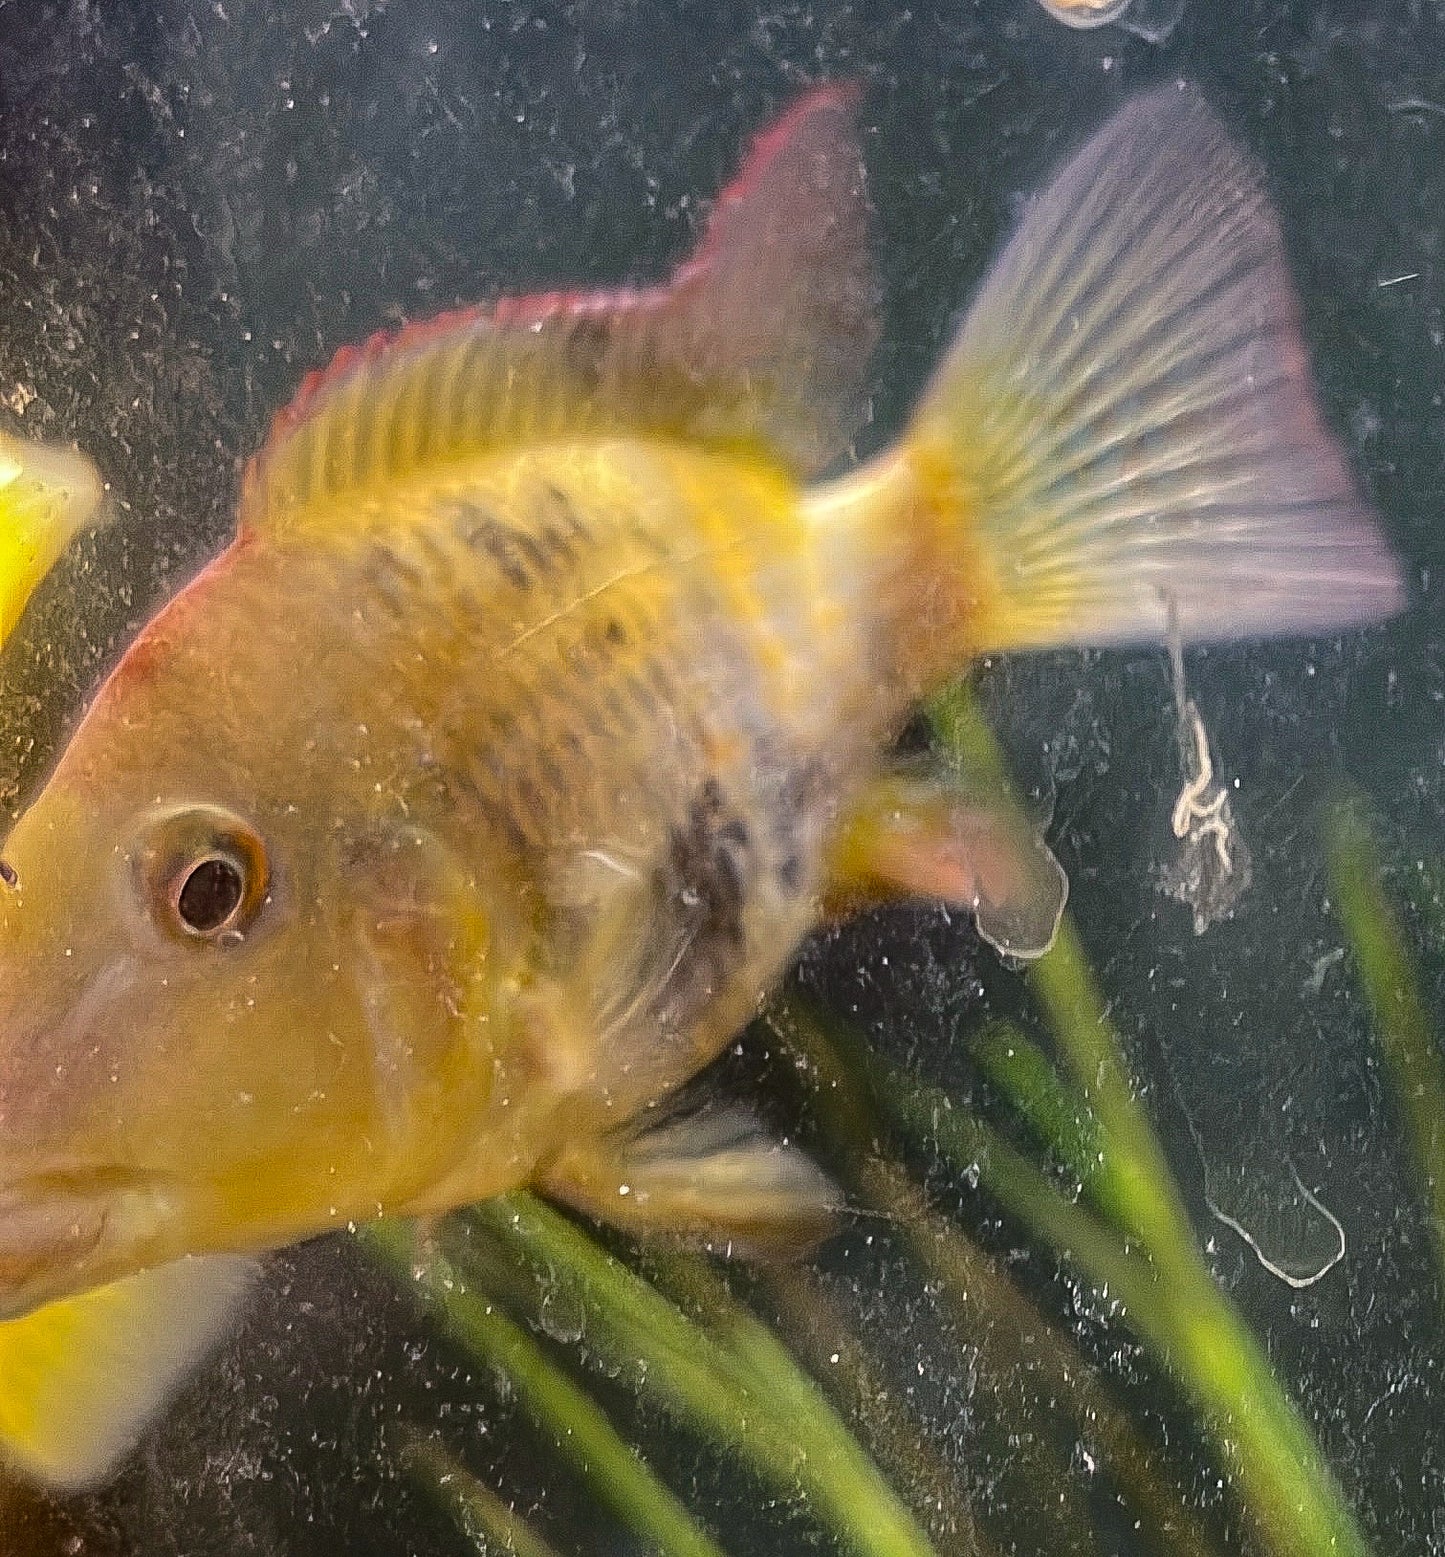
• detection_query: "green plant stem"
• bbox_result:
[753,1264,991,1556]
[883,1066,1166,1314]
[361,1220,727,1557]
[401,1433,565,1557]
[882,1053,1363,1557]
[1327,802,1445,1265]
[927,683,1373,1557]
[881,1017,1367,1557]
[1028,921,1199,1268]
[934,678,1194,1261]
[971,1020,1103,1187]
[461,1194,939,1557]
[772,997,1220,1557]
[648,1247,974,1554]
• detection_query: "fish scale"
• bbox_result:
[355,443,841,840]
[341,442,844,1055]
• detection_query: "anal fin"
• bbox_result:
[541,1108,839,1259]
[829,771,1067,959]
[0,1255,257,1491]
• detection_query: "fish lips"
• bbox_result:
[0,1168,173,1318]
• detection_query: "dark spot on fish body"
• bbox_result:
[513,527,551,580]
[360,544,422,623]
[604,618,628,647]
[629,518,673,562]
[539,521,579,570]
[452,501,533,592]
[542,482,590,545]
[464,778,529,856]
[561,314,614,395]
[661,779,750,962]
[717,816,751,853]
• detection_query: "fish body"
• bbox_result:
[0,84,1403,1487]
[0,445,891,1301]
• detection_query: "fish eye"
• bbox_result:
[138,806,269,946]
[175,854,246,935]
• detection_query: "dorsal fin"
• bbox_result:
[240,85,876,534]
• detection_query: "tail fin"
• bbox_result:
[904,84,1404,652]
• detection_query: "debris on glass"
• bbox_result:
[1032,0,1185,43]
[1158,622,1252,934]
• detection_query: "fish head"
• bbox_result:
[0,540,499,1317]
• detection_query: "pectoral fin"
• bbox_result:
[541,1108,839,1258]
[829,772,1067,959]
[0,1255,257,1491]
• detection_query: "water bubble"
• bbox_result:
[537,1283,586,1346]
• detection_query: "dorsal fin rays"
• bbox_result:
[241,85,876,535]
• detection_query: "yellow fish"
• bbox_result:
[0,83,1403,1490]
[0,428,104,648]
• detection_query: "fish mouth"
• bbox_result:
[0,1166,176,1318]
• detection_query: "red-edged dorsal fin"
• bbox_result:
[240,84,876,534]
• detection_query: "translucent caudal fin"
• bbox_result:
[904,83,1404,652]
[0,1255,257,1491]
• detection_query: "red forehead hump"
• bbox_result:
[102,533,256,698]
